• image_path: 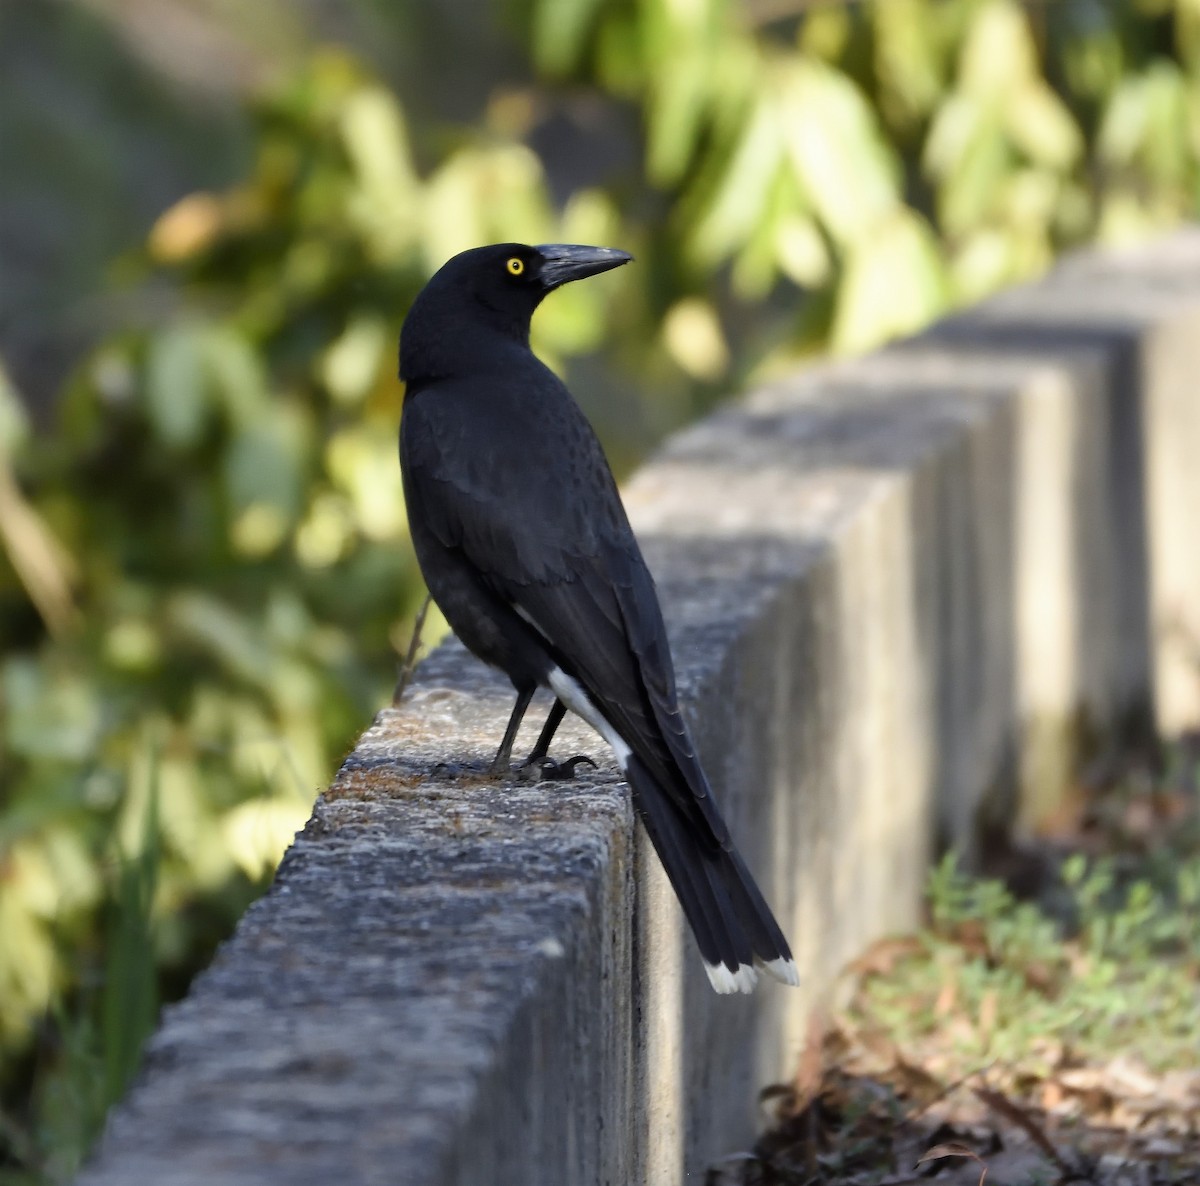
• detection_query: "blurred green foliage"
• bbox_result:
[4,0,1200,1177]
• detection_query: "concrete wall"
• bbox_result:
[77,233,1200,1186]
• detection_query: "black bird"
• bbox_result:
[398,242,797,994]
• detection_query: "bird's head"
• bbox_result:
[399,243,633,383]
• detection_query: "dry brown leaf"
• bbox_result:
[948,919,989,958]
[147,192,224,262]
[791,1010,828,1113]
[935,977,958,1017]
[1036,783,1090,841]
[1103,1057,1161,1099]
[848,935,926,977]
[1158,1069,1200,1106]
[1041,1080,1064,1111]
[1021,960,1058,993]
[1153,789,1194,824]
[916,1141,988,1186]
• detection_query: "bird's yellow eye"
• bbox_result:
[506,257,525,276]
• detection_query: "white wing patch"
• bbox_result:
[547,666,632,771]
[511,601,633,768]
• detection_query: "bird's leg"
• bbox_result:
[490,685,535,775]
[521,698,596,781]
[525,698,566,764]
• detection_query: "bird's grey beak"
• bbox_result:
[536,244,633,289]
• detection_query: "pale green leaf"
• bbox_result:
[874,0,945,128]
[778,60,900,246]
[2,659,101,763]
[923,92,984,179]
[320,316,387,406]
[950,228,1021,303]
[1001,168,1061,231]
[533,0,607,75]
[959,0,1038,97]
[203,327,267,428]
[647,52,712,185]
[325,427,407,541]
[223,407,308,555]
[144,325,209,449]
[1004,80,1084,169]
[930,103,1012,236]
[832,210,948,354]
[775,215,830,288]
[0,361,28,453]
[688,97,784,266]
[1099,64,1188,184]
[339,86,415,197]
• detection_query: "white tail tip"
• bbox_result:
[704,961,759,994]
[759,956,800,987]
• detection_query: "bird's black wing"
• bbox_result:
[401,372,729,848]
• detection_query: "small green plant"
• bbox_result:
[856,846,1200,1079]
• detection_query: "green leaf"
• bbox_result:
[1100,63,1188,184]
[687,96,784,267]
[923,91,983,179]
[0,360,29,453]
[873,0,945,128]
[832,209,948,353]
[949,228,1011,302]
[533,0,607,75]
[203,327,268,428]
[730,168,795,299]
[1005,80,1084,169]
[338,86,415,196]
[144,325,209,449]
[320,316,386,405]
[165,592,275,687]
[927,97,1012,237]
[779,59,900,246]
[2,658,102,763]
[223,406,308,556]
[958,0,1038,97]
[646,50,713,186]
[325,426,406,541]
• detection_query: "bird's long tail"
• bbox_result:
[626,754,799,994]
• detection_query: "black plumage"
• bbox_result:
[398,242,797,993]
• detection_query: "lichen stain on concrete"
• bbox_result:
[322,767,428,802]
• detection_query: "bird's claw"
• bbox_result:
[510,753,596,782]
[536,754,597,781]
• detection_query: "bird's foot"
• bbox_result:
[525,754,597,781]
[504,752,598,782]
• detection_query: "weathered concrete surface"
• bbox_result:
[78,233,1200,1186]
